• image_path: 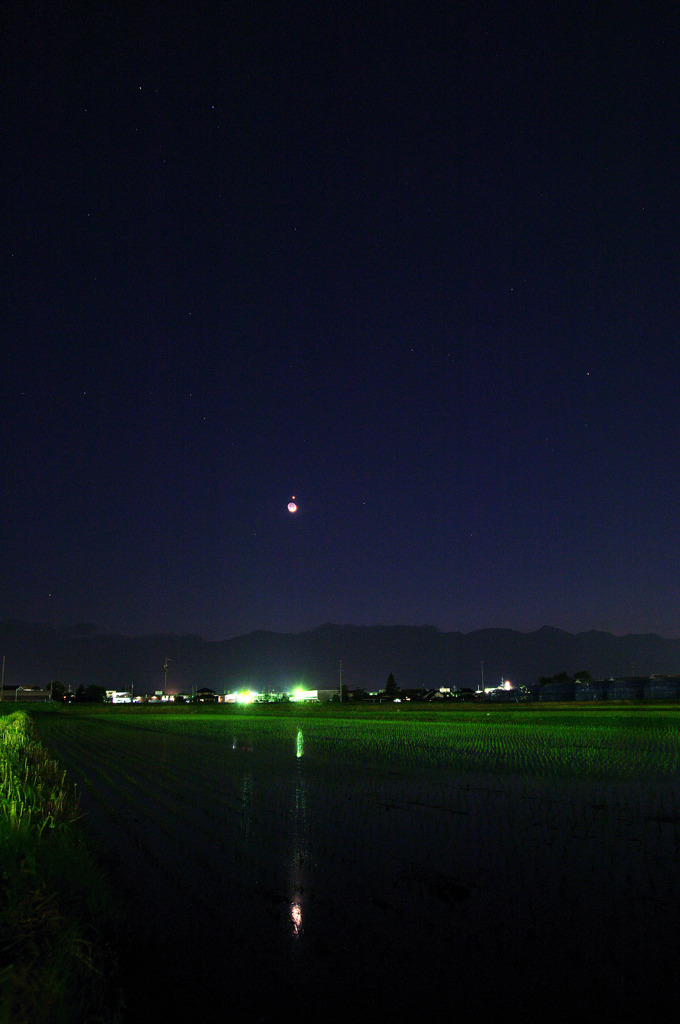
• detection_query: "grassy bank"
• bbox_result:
[0,710,123,1024]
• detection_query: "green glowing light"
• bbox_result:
[235,689,256,704]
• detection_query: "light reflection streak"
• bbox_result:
[239,772,253,840]
[289,729,308,938]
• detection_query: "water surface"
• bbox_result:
[40,716,680,1022]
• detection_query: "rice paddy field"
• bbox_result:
[31,703,680,1023]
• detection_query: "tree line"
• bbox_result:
[538,671,592,686]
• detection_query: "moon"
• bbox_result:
[287,497,298,513]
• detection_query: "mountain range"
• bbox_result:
[2,621,680,695]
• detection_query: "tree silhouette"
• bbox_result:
[50,680,66,701]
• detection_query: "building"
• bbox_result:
[0,685,51,702]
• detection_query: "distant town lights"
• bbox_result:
[235,690,256,704]
[483,680,514,694]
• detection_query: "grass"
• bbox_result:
[0,710,124,1024]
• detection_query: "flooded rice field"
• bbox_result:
[38,712,680,1023]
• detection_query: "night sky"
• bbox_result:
[3,1,679,640]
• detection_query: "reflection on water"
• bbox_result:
[239,771,253,840]
[232,735,253,753]
[290,729,307,938]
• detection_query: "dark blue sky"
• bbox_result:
[3,1,679,639]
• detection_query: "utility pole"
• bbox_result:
[163,658,170,696]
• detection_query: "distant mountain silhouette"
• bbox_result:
[2,621,680,694]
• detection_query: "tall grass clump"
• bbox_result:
[0,711,123,1024]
